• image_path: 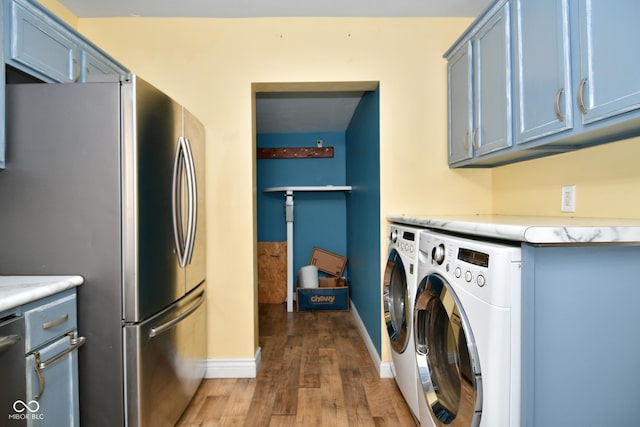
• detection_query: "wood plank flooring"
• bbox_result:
[176,303,417,426]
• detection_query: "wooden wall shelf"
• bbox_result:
[257,147,334,159]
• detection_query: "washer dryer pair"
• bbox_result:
[414,229,522,427]
[383,224,424,422]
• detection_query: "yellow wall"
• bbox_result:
[72,16,492,360]
[38,0,77,27]
[32,0,640,360]
[39,3,640,362]
[493,137,640,218]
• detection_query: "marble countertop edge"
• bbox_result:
[386,215,640,244]
[0,275,84,313]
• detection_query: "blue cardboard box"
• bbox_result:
[296,286,349,311]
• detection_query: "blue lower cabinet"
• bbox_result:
[25,335,80,426]
[521,244,640,427]
[22,289,83,427]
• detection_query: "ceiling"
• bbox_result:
[56,0,491,19]
[255,92,366,134]
[55,0,490,133]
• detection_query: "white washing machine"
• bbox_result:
[413,229,521,427]
[383,224,422,421]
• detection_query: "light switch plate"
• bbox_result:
[561,185,576,212]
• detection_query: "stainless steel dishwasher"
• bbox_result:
[1,314,26,426]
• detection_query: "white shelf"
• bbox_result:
[264,185,352,193]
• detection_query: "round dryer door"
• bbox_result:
[383,249,410,353]
[414,273,482,427]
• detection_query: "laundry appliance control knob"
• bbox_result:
[432,244,445,265]
[477,274,486,287]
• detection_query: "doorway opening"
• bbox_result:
[253,81,383,358]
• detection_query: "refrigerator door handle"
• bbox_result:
[172,137,188,267]
[183,137,198,265]
[148,290,205,338]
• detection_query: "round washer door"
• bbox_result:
[414,273,482,427]
[383,249,410,353]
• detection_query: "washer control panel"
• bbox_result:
[418,229,522,307]
[388,225,416,258]
[424,235,493,289]
[453,263,487,288]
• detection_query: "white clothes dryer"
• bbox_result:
[414,230,521,427]
[383,224,423,421]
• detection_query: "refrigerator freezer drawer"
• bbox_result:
[123,283,206,427]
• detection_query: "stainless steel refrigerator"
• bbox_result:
[0,75,207,427]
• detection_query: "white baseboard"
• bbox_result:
[205,347,262,378]
[204,301,393,379]
[349,299,394,378]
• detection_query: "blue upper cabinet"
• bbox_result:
[8,0,78,82]
[514,0,640,146]
[576,0,640,125]
[473,4,511,157]
[0,0,4,169]
[513,0,572,145]
[0,0,128,168]
[447,40,473,164]
[6,0,127,83]
[446,0,511,166]
[449,0,640,167]
[80,47,125,82]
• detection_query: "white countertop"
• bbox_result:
[0,275,84,312]
[387,215,640,244]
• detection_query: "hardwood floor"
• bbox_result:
[176,303,417,426]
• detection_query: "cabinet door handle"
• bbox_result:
[577,78,588,114]
[462,131,470,154]
[42,314,68,329]
[73,59,81,82]
[471,128,479,151]
[32,333,86,401]
[554,88,564,121]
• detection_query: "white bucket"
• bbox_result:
[298,265,319,288]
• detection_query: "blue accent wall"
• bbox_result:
[345,87,381,355]
[257,132,349,279]
[256,87,381,357]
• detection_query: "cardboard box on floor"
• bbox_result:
[297,286,349,311]
[297,247,349,311]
